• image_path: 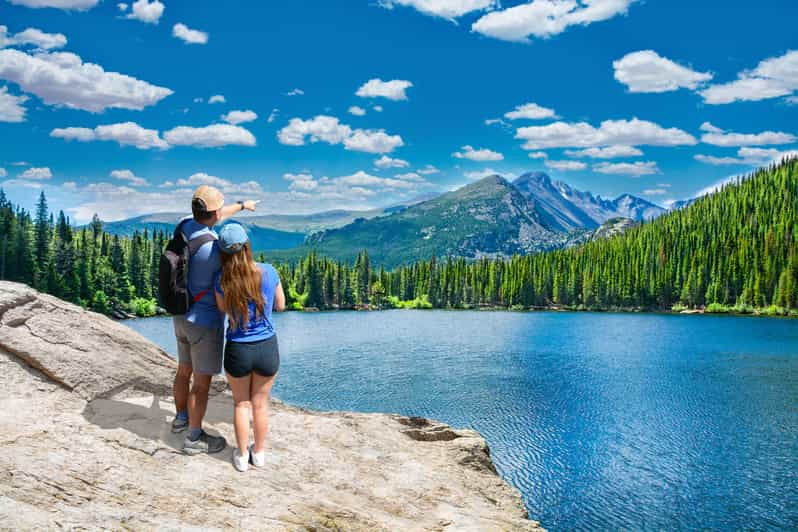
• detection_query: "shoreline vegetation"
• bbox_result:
[1,159,796,320]
[323,301,798,318]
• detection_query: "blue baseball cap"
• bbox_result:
[218,223,249,254]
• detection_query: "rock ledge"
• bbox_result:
[0,281,541,531]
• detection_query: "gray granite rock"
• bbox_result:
[0,281,542,531]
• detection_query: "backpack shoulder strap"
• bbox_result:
[187,233,217,255]
[173,217,193,243]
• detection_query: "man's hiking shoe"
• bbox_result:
[248,443,266,467]
[171,416,188,433]
[232,448,249,472]
[183,430,227,455]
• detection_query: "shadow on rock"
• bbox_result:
[81,393,236,463]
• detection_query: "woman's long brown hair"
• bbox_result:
[220,242,266,331]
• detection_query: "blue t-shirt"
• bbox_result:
[181,217,224,329]
[214,263,280,343]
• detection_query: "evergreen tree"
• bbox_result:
[33,191,50,290]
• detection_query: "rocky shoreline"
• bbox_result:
[0,281,541,531]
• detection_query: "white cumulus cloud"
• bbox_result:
[277,115,404,154]
[394,172,426,182]
[564,145,643,158]
[504,102,557,120]
[0,86,28,122]
[700,123,796,147]
[20,166,52,179]
[344,129,404,154]
[283,173,318,192]
[110,169,148,186]
[452,145,504,161]
[694,146,798,166]
[374,155,410,168]
[613,50,712,93]
[693,154,741,166]
[6,0,98,10]
[516,118,696,150]
[221,109,257,125]
[282,169,429,200]
[348,105,366,116]
[593,161,659,176]
[278,115,351,146]
[3,27,68,50]
[699,121,723,133]
[356,78,413,101]
[417,164,439,174]
[172,23,208,45]
[208,94,225,104]
[379,0,497,19]
[699,50,798,104]
[0,48,173,112]
[163,124,257,148]
[544,159,586,171]
[126,0,164,24]
[51,122,169,149]
[285,88,304,97]
[472,0,635,42]
[96,122,169,149]
[175,172,230,188]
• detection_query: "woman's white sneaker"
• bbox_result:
[249,444,266,467]
[232,448,249,472]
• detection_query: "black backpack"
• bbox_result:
[158,220,217,315]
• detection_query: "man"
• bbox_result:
[171,184,258,455]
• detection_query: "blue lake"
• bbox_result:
[126,310,798,530]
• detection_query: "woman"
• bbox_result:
[214,223,286,472]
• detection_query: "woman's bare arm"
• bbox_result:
[273,282,286,312]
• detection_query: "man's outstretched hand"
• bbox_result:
[243,200,260,211]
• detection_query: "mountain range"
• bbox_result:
[102,172,667,267]
[511,171,664,230]
[267,172,666,267]
[100,207,401,251]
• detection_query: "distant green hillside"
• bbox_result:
[267,175,565,267]
[102,215,305,251]
[100,207,403,251]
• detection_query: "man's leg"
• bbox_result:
[172,317,193,432]
[173,363,192,416]
[187,372,212,435]
[182,324,226,454]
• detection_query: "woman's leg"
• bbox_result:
[226,373,253,453]
[251,373,276,454]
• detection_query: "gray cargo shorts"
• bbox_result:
[173,315,224,375]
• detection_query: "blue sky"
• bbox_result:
[1,0,796,222]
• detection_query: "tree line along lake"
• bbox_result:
[126,309,798,530]
[2,160,798,318]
